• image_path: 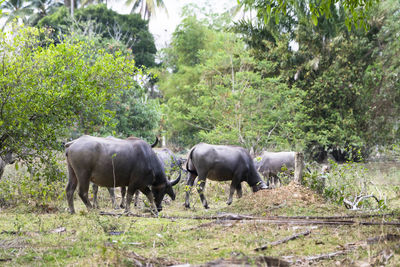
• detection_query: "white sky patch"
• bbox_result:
[110,0,237,49]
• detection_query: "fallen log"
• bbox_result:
[273,212,396,220]
[98,211,400,227]
[255,230,311,251]
[305,250,350,261]
[240,219,400,227]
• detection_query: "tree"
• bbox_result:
[0,0,33,26]
[125,0,167,20]
[158,14,303,151]
[0,25,142,179]
[37,5,157,67]
[27,0,63,25]
[238,0,379,29]
[286,0,399,161]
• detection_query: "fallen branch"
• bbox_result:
[98,211,400,227]
[255,230,311,251]
[99,211,397,221]
[305,250,350,261]
[343,194,382,210]
[283,233,400,264]
[240,219,400,227]
[273,212,395,220]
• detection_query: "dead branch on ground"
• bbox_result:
[283,233,400,264]
[343,194,382,210]
[255,229,311,251]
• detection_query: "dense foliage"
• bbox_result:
[0,0,398,164]
[37,5,157,68]
[158,0,399,161]
[0,25,159,180]
[238,0,379,29]
[158,16,302,152]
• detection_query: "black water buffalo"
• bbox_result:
[254,151,295,188]
[130,147,184,207]
[185,143,268,209]
[91,136,159,209]
[65,135,180,214]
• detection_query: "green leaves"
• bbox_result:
[158,16,303,151]
[0,25,142,179]
[37,5,156,68]
[238,0,378,29]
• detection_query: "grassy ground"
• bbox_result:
[0,162,399,266]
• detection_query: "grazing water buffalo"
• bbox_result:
[185,143,268,209]
[254,151,295,188]
[129,147,184,207]
[65,135,180,214]
[91,136,159,209]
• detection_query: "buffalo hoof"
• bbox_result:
[226,201,232,206]
[151,210,159,217]
[184,203,190,209]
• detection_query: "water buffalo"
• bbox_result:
[254,151,295,188]
[65,135,180,214]
[130,147,184,207]
[185,143,268,209]
[91,136,159,209]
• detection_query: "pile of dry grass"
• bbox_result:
[253,182,323,206]
[229,182,327,215]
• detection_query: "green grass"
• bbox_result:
[0,161,399,266]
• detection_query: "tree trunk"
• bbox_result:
[294,152,304,184]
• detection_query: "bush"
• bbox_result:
[0,161,66,210]
[304,160,387,210]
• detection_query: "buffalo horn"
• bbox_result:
[169,168,181,186]
[150,137,159,148]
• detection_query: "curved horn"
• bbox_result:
[151,137,159,148]
[170,167,181,186]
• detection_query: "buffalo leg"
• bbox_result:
[125,184,146,214]
[270,175,280,188]
[227,180,241,205]
[106,187,118,209]
[236,183,243,198]
[184,172,197,208]
[77,174,93,211]
[196,177,209,209]
[66,164,78,214]
[133,190,140,207]
[120,186,126,208]
[92,183,99,209]
[140,187,158,215]
[124,185,135,213]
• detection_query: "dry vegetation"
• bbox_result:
[0,161,399,266]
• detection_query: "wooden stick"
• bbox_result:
[304,250,350,261]
[255,230,311,251]
[272,212,395,220]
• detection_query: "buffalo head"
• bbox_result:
[251,180,268,192]
[152,172,181,211]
